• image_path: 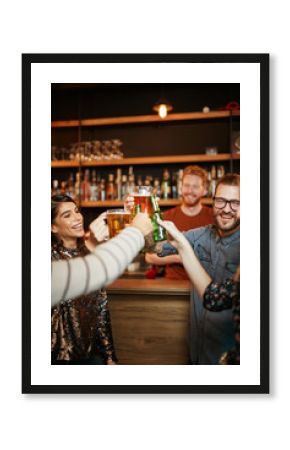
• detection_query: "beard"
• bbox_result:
[214,211,240,234]
[182,194,202,207]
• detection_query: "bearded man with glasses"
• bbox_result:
[153,174,240,365]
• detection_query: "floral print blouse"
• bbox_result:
[51,241,117,364]
[203,279,240,365]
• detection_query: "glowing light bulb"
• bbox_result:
[158,104,167,119]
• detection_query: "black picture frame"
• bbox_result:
[22,53,269,394]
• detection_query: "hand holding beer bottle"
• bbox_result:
[150,195,167,242]
[130,186,167,242]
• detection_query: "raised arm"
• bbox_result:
[157,219,211,297]
[51,214,152,307]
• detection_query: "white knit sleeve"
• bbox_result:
[51,227,144,307]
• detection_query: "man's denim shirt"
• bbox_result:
[159,225,240,365]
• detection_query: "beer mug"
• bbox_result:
[106,209,132,238]
[132,186,153,215]
[132,187,167,242]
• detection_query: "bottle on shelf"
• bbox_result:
[144,175,153,188]
[99,178,106,201]
[121,174,129,199]
[66,173,75,199]
[153,177,161,198]
[106,173,116,200]
[74,172,82,200]
[161,168,171,199]
[115,168,122,200]
[217,164,225,179]
[90,169,98,201]
[136,175,143,188]
[177,169,183,199]
[171,172,178,199]
[209,165,217,197]
[128,166,135,194]
[60,180,67,195]
[81,169,91,201]
[52,179,60,196]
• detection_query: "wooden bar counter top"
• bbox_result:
[107,278,191,365]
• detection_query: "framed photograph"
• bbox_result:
[22,53,269,394]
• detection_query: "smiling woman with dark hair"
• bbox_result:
[51,194,117,365]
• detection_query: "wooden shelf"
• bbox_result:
[51,153,239,168]
[80,198,213,208]
[51,110,240,128]
[51,160,80,168]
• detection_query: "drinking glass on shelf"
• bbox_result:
[111,139,124,159]
[101,140,112,159]
[82,141,91,161]
[91,140,102,160]
[51,146,58,161]
[106,209,132,238]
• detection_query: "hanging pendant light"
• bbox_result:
[153,98,173,119]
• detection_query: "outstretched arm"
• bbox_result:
[51,214,152,306]
[157,218,211,297]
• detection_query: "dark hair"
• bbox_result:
[215,173,240,193]
[51,194,76,224]
[51,194,78,245]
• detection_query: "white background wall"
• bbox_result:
[0,2,286,449]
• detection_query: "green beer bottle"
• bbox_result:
[134,203,141,216]
[150,195,167,242]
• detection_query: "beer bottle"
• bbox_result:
[161,168,171,199]
[134,203,141,215]
[150,195,167,242]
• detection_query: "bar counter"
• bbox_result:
[107,278,191,365]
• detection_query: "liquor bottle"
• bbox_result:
[136,175,143,188]
[153,177,161,198]
[81,169,91,201]
[177,169,183,198]
[217,164,225,179]
[74,172,82,200]
[171,172,178,199]
[99,178,106,201]
[207,170,212,197]
[52,179,60,196]
[210,165,217,197]
[115,168,122,200]
[143,176,150,188]
[210,164,217,180]
[90,169,98,201]
[121,174,129,199]
[161,168,171,199]
[150,195,167,242]
[60,180,67,195]
[106,173,116,200]
[66,172,75,199]
[128,166,135,195]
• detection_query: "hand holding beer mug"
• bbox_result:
[107,209,132,238]
[88,211,109,243]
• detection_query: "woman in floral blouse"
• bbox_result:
[158,219,240,365]
[51,194,117,365]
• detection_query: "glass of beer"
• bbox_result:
[106,209,132,238]
[132,186,153,215]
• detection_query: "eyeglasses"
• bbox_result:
[213,197,240,211]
